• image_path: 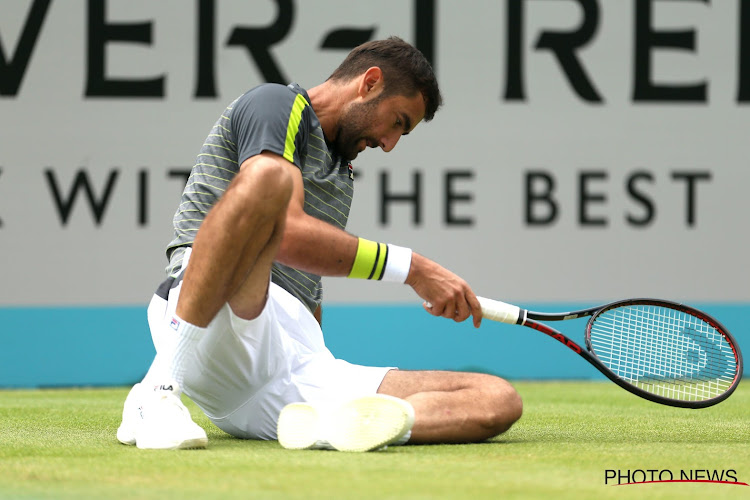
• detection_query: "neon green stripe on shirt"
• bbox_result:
[284,93,309,163]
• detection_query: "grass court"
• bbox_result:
[1,380,748,500]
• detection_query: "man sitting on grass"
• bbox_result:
[116,37,522,452]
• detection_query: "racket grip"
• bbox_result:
[477,297,521,324]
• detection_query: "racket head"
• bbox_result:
[584,298,743,408]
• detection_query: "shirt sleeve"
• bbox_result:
[231,84,312,170]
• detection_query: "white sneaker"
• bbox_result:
[116,382,208,450]
[277,394,414,452]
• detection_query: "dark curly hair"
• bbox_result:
[327,36,442,121]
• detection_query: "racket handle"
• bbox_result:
[477,297,522,324]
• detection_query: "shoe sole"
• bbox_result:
[276,402,321,450]
[277,394,414,453]
[328,395,414,452]
[117,421,207,449]
[135,435,208,450]
[116,425,136,446]
[116,384,141,446]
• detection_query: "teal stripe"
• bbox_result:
[0,306,154,388]
[1,303,747,388]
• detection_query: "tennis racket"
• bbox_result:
[476,297,743,408]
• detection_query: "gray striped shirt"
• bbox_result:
[165,83,354,313]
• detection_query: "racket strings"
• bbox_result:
[589,305,737,402]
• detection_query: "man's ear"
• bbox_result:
[357,67,384,98]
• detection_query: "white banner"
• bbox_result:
[2,0,748,306]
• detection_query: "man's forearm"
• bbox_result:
[275,211,359,276]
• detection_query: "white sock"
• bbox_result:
[141,352,174,387]
[169,314,206,388]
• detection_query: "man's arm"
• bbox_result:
[271,155,359,277]
[246,152,482,328]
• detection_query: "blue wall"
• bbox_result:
[1,303,747,388]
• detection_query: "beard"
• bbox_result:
[331,96,382,162]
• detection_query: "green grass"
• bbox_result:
[1,381,748,500]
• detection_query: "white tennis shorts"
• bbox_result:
[148,266,393,440]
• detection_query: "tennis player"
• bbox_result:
[116,37,522,451]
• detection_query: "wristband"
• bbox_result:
[347,237,412,283]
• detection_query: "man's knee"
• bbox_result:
[478,376,523,436]
[232,159,293,212]
[468,374,523,439]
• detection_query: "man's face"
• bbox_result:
[333,92,426,162]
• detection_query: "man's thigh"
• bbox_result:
[377,369,504,398]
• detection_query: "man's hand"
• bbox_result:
[405,253,483,328]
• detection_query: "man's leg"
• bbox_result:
[376,370,523,443]
[118,158,293,449]
[277,368,520,452]
[176,157,294,327]
[171,158,293,393]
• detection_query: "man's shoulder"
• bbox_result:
[241,83,307,105]
[231,84,313,126]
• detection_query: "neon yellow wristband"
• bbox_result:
[347,238,412,283]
